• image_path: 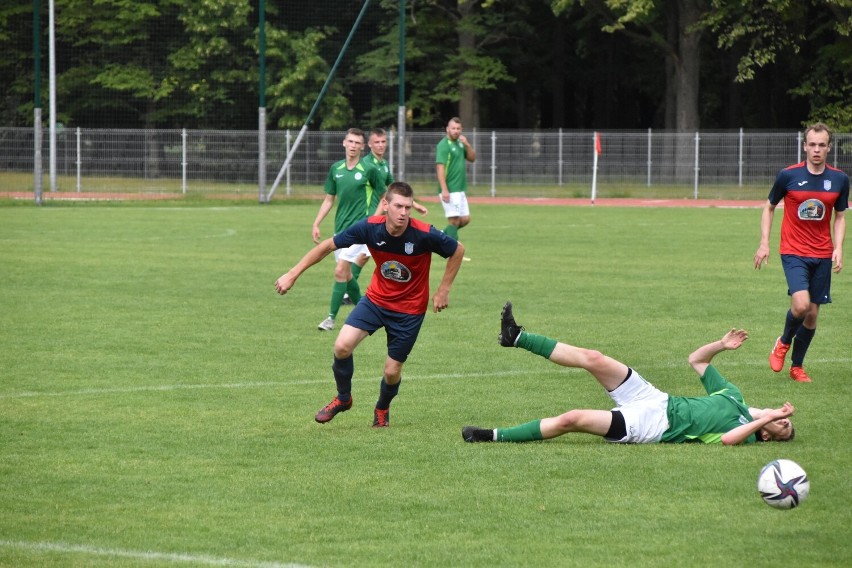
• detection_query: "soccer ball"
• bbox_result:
[757,459,810,509]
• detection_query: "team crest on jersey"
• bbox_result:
[354,172,363,180]
[824,180,832,190]
[797,199,825,220]
[404,242,414,254]
[380,260,412,282]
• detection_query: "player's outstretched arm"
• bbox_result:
[275,238,336,295]
[687,329,748,376]
[721,402,794,446]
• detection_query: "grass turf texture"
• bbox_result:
[1,203,850,567]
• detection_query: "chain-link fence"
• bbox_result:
[1,127,849,200]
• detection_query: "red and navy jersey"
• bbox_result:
[768,162,849,258]
[333,216,459,315]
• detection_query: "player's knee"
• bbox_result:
[549,410,584,434]
[582,348,608,369]
[333,341,354,359]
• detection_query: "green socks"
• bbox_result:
[496,420,543,442]
[443,224,459,239]
[516,332,557,359]
[329,280,348,319]
[346,264,364,304]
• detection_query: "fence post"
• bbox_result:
[647,128,652,187]
[388,126,394,181]
[181,128,187,194]
[490,131,496,197]
[258,108,266,202]
[797,131,802,163]
[693,131,700,199]
[738,127,744,187]
[558,128,563,186]
[286,129,292,196]
[76,127,81,192]
[472,127,478,187]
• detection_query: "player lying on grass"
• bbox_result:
[462,302,795,445]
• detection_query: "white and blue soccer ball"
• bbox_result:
[757,459,810,509]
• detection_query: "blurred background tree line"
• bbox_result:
[1,0,849,132]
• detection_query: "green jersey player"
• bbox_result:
[435,117,476,241]
[312,128,386,331]
[340,128,430,308]
[463,302,796,446]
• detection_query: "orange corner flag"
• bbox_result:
[595,131,602,155]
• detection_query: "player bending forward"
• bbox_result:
[276,182,465,428]
[462,303,795,445]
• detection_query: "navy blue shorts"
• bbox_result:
[344,297,425,363]
[781,255,833,304]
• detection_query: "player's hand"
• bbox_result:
[753,245,769,269]
[415,203,429,216]
[832,250,843,273]
[721,328,748,350]
[432,290,449,312]
[458,134,469,146]
[440,190,450,203]
[770,402,795,420]
[275,273,296,295]
[312,226,322,244]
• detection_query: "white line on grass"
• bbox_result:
[0,370,540,399]
[0,539,311,568]
[2,358,848,400]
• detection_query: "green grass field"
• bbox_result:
[1,202,850,567]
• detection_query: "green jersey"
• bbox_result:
[323,159,386,234]
[435,136,469,194]
[365,153,393,187]
[661,365,756,444]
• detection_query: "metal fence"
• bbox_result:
[1,127,850,199]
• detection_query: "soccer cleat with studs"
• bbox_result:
[317,316,335,331]
[372,408,389,428]
[462,426,495,443]
[769,337,790,372]
[498,301,524,347]
[789,367,812,383]
[315,395,352,423]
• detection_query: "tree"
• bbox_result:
[264,25,354,129]
[702,0,852,131]
[553,0,706,131]
[356,0,514,127]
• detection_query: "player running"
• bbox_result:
[754,122,848,383]
[276,182,465,428]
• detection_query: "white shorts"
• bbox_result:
[440,192,470,218]
[334,243,370,263]
[605,369,669,444]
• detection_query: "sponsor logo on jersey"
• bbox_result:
[824,180,832,190]
[336,174,344,178]
[380,260,412,282]
[797,180,807,186]
[375,241,386,246]
[404,242,414,255]
[797,199,825,220]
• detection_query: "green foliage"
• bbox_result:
[1,203,850,566]
[265,25,354,129]
[0,0,850,129]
